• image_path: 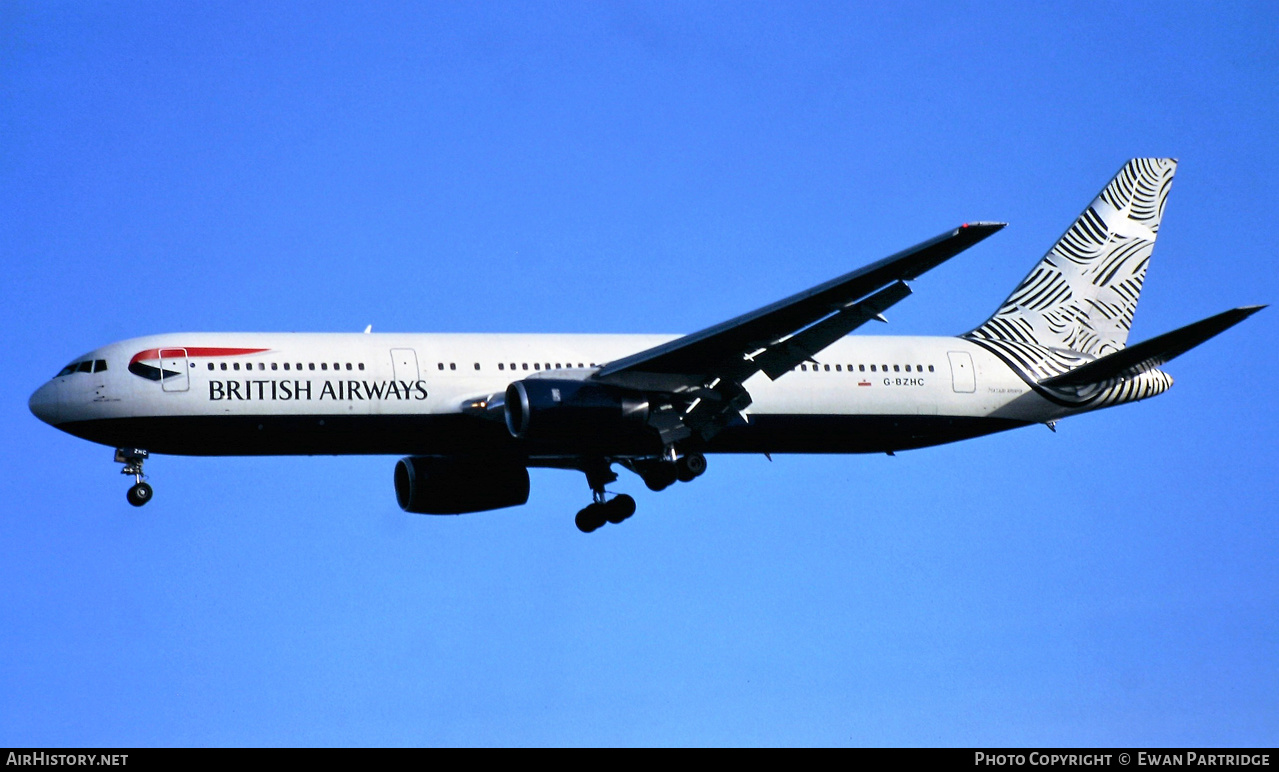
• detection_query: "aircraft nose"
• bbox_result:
[29,381,62,426]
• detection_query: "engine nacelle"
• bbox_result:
[504,378,651,447]
[394,456,530,515]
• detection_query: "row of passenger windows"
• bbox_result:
[798,363,935,373]
[437,362,598,372]
[197,359,933,375]
[56,359,108,376]
[208,361,367,372]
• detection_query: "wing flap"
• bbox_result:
[756,280,913,380]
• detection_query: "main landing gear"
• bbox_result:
[574,493,636,534]
[116,448,152,507]
[636,451,706,492]
[575,461,635,533]
[573,452,708,533]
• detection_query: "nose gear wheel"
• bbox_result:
[115,448,153,507]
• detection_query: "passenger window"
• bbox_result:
[916,364,923,372]
[859,365,865,372]
[894,365,900,372]
[321,363,328,371]
[438,363,444,370]
[904,365,911,372]
[474,363,481,371]
[928,365,935,372]
[233,363,241,371]
[870,365,876,372]
[221,363,228,371]
[577,363,584,368]
[271,362,278,371]
[824,365,830,372]
[309,363,315,371]
[534,363,541,370]
[510,363,517,371]
[555,363,561,369]
[283,363,290,371]
[498,363,505,371]
[800,364,807,371]
[208,363,215,371]
[522,363,529,371]
[358,363,365,371]
[449,363,456,371]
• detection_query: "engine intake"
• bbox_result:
[394,456,530,514]
[504,379,650,446]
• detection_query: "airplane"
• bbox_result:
[28,158,1263,532]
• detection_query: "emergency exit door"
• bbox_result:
[947,351,976,393]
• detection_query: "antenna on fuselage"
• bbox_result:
[363,325,372,334]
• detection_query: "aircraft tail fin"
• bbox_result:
[965,158,1178,381]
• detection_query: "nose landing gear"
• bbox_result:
[116,448,152,507]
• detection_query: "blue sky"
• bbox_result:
[3,1,1277,746]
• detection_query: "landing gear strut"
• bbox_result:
[116,448,152,507]
[574,461,636,533]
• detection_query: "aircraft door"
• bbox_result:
[391,348,419,383]
[159,348,190,392]
[947,351,976,393]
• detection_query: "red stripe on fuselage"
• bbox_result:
[129,347,270,365]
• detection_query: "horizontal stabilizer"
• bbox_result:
[1041,305,1265,388]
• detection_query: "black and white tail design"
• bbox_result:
[965,158,1178,395]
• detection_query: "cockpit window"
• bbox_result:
[76,361,94,373]
[56,364,77,377]
[93,359,108,373]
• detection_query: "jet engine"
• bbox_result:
[394,456,530,514]
[504,378,652,447]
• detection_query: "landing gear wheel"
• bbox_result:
[127,482,153,507]
[676,452,707,482]
[575,504,607,533]
[643,464,678,491]
[604,494,636,524]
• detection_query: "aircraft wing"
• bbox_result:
[593,222,1005,445]
[597,222,1005,387]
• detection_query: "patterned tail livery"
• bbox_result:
[965,158,1180,406]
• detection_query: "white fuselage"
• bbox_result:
[30,331,1071,459]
